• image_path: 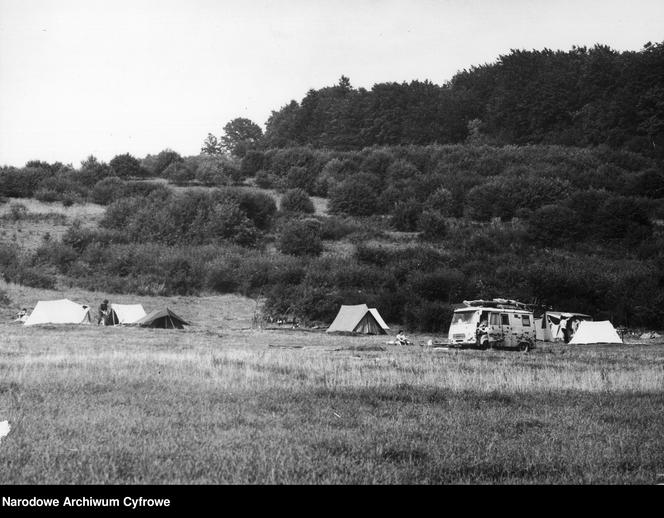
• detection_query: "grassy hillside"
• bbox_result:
[2,143,664,332]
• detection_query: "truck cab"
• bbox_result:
[448,299,536,351]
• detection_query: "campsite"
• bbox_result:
[1,5,663,485]
[0,278,663,484]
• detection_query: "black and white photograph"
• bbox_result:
[0,0,663,496]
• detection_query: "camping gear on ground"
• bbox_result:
[134,308,190,329]
[326,304,389,334]
[568,320,623,344]
[108,304,147,325]
[23,299,92,326]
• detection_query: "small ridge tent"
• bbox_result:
[568,321,622,344]
[23,299,92,326]
[326,304,389,334]
[108,304,147,325]
[135,308,190,329]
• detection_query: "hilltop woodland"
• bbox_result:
[1,43,664,332]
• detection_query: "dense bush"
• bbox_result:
[0,166,51,198]
[280,188,315,214]
[391,201,422,231]
[418,209,448,240]
[277,219,323,256]
[110,153,145,178]
[426,187,454,216]
[595,195,653,245]
[255,170,274,188]
[233,190,277,230]
[285,166,317,193]
[101,190,259,246]
[329,177,380,216]
[527,204,583,246]
[319,216,362,240]
[163,161,196,185]
[240,150,265,177]
[91,178,169,205]
[152,149,183,176]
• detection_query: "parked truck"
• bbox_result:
[447,299,536,351]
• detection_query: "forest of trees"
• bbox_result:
[256,43,664,157]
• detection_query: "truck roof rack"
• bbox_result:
[462,299,530,310]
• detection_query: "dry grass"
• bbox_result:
[0,198,105,221]
[0,280,662,484]
[0,199,105,251]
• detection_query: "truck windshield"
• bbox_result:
[452,312,476,325]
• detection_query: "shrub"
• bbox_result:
[391,201,422,231]
[62,221,98,252]
[278,219,323,256]
[407,268,466,301]
[205,259,239,293]
[77,156,114,187]
[286,166,317,194]
[280,189,315,214]
[319,216,361,240]
[8,202,28,221]
[0,166,51,198]
[417,209,448,240]
[528,204,583,246]
[626,168,664,198]
[195,162,230,186]
[402,300,454,333]
[110,153,143,178]
[426,187,454,216]
[222,162,244,185]
[236,191,277,230]
[360,149,394,179]
[152,150,183,176]
[386,159,420,182]
[240,150,265,177]
[595,195,653,245]
[255,170,274,188]
[329,177,380,216]
[0,288,10,306]
[466,176,571,221]
[163,161,196,185]
[92,176,125,205]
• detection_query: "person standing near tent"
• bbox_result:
[560,316,570,343]
[97,299,110,326]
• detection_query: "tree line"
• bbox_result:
[209,43,663,158]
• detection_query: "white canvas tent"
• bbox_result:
[326,304,389,334]
[568,321,622,344]
[24,299,92,326]
[535,311,592,341]
[109,303,147,325]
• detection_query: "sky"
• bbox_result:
[1,0,663,167]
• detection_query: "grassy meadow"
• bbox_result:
[0,281,662,484]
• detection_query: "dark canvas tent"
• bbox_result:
[326,304,389,334]
[135,308,190,329]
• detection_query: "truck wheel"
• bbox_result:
[519,342,531,352]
